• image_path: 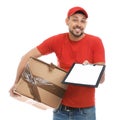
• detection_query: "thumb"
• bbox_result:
[83,60,89,65]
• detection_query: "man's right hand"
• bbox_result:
[9,84,20,97]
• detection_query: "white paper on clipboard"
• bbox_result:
[62,63,106,87]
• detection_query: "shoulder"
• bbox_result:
[39,33,69,47]
[85,33,101,40]
[45,33,68,44]
[85,33,103,44]
[49,33,68,40]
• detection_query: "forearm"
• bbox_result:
[14,56,29,84]
[14,47,42,84]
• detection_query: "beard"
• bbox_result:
[69,29,84,38]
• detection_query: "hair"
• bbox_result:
[74,11,86,16]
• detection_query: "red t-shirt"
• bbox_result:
[37,33,105,108]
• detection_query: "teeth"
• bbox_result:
[75,28,80,32]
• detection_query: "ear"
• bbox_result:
[65,18,69,25]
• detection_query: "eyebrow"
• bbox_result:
[71,15,86,20]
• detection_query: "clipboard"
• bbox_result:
[62,63,106,87]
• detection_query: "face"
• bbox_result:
[66,13,87,40]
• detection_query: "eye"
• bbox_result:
[72,18,78,22]
[81,19,86,23]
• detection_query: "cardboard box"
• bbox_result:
[14,57,67,109]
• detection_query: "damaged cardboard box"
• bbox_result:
[13,57,67,109]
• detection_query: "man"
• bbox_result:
[10,6,105,120]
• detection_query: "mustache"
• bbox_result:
[73,26,83,30]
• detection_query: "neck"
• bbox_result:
[69,33,85,41]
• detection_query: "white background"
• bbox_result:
[0,0,120,119]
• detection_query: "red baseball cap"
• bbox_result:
[67,6,88,18]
